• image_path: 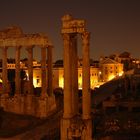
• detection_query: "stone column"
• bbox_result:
[81,31,91,119]
[71,34,78,115]
[25,46,34,115]
[15,46,21,95]
[26,47,33,95]
[41,46,47,97]
[61,33,72,140]
[63,33,72,118]
[82,31,92,140]
[47,45,53,96]
[2,47,8,95]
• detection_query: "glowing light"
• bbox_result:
[99,71,102,75]
[108,75,115,81]
[26,73,29,81]
[33,78,37,88]
[59,77,64,88]
[118,71,124,76]
[95,85,100,88]
[78,77,82,89]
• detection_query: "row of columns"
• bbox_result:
[61,31,92,140]
[63,31,91,119]
[1,45,53,97]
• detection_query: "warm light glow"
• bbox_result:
[78,77,82,89]
[99,71,101,75]
[118,71,124,76]
[33,78,37,88]
[59,77,64,88]
[108,75,115,81]
[26,73,29,81]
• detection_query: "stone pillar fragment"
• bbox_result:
[71,34,78,115]
[2,47,8,95]
[15,46,21,95]
[63,33,72,118]
[81,31,92,140]
[26,47,33,95]
[82,31,91,119]
[41,46,47,97]
[47,45,53,96]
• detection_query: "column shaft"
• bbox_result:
[71,34,78,115]
[27,47,33,95]
[82,32,91,119]
[2,47,8,94]
[41,47,47,97]
[15,46,21,95]
[63,34,72,118]
[47,46,53,96]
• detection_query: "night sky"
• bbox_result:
[0,0,140,61]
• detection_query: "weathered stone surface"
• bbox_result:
[0,26,56,118]
[0,26,52,47]
[0,26,23,39]
[61,14,86,34]
[61,15,92,140]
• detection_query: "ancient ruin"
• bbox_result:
[0,26,56,118]
[61,15,92,140]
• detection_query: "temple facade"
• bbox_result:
[0,26,56,118]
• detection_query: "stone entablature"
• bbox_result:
[0,26,51,46]
[0,34,51,47]
[61,14,86,34]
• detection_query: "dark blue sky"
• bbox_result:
[0,0,140,61]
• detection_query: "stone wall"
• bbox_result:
[0,94,56,118]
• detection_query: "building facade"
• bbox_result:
[100,58,124,82]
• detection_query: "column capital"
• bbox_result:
[40,45,47,48]
[81,31,90,45]
[48,45,54,48]
[26,46,34,52]
[62,33,70,41]
[0,46,8,50]
[15,46,22,50]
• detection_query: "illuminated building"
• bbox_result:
[53,66,99,89]
[100,58,124,82]
[0,57,124,89]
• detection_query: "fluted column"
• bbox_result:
[82,31,91,119]
[47,45,53,96]
[41,46,47,97]
[2,47,8,95]
[71,34,78,115]
[15,46,21,95]
[63,33,72,118]
[26,47,33,95]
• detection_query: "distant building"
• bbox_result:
[53,59,100,89]
[0,57,125,90]
[100,58,124,82]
